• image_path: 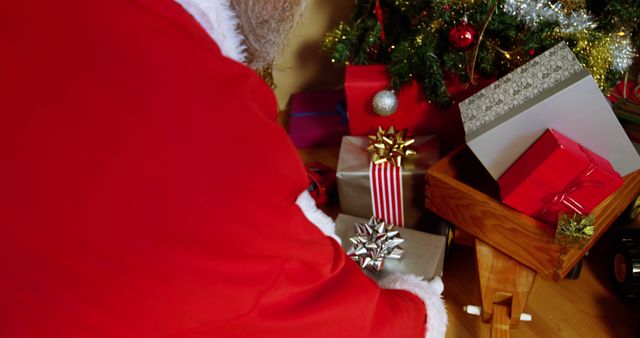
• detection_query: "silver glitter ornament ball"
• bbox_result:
[372,90,398,116]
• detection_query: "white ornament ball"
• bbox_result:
[372,90,398,116]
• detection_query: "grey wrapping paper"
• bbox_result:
[336,135,440,228]
[335,213,446,281]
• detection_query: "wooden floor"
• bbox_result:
[299,147,640,338]
[443,242,640,338]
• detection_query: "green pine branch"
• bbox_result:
[322,0,640,108]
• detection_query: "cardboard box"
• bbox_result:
[459,42,640,180]
[335,213,446,281]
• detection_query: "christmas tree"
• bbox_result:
[323,0,640,107]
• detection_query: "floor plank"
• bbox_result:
[443,242,640,338]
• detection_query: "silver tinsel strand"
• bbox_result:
[346,217,404,272]
[503,0,635,73]
[503,0,595,33]
[610,35,636,73]
[562,10,597,33]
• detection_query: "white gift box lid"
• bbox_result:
[459,42,640,180]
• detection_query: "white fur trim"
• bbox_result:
[174,0,246,63]
[295,190,341,244]
[379,274,447,338]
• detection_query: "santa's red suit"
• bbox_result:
[0,1,446,337]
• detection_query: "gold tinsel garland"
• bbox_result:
[322,22,350,64]
[569,30,613,88]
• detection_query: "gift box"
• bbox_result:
[288,89,348,148]
[498,129,624,225]
[335,213,446,281]
[345,65,492,151]
[459,42,640,181]
[336,134,440,228]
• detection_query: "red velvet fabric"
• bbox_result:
[0,1,427,337]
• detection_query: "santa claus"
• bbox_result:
[0,1,446,337]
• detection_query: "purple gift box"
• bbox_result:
[288,89,349,149]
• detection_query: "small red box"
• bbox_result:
[345,65,491,151]
[498,129,624,225]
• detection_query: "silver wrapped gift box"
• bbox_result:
[336,135,440,228]
[335,213,446,281]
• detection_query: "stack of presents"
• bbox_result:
[609,74,640,146]
[287,42,640,279]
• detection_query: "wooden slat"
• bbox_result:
[490,304,511,338]
[475,239,536,329]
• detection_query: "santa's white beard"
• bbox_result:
[230,0,308,70]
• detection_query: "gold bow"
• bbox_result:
[366,126,417,167]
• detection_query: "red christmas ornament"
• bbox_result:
[449,22,476,49]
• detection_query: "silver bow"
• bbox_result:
[346,217,404,272]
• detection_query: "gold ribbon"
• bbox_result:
[366,126,417,167]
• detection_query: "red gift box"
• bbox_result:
[288,89,348,148]
[498,129,624,225]
[345,64,492,152]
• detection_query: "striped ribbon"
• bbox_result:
[369,161,404,227]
